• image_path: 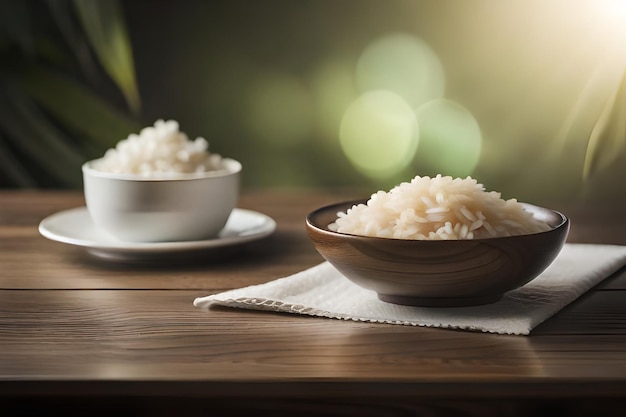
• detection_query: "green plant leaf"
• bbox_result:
[72,0,141,113]
[0,83,85,187]
[583,69,626,181]
[44,0,82,51]
[0,0,35,55]
[20,66,141,149]
[0,132,37,188]
[43,0,97,75]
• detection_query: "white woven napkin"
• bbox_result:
[194,243,626,335]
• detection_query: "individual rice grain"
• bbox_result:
[92,119,223,177]
[328,175,552,240]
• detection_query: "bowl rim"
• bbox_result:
[306,199,569,243]
[82,157,241,182]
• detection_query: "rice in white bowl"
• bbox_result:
[92,119,223,177]
[328,175,551,240]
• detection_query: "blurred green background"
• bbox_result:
[1,0,626,207]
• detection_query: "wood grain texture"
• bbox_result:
[2,289,626,386]
[2,190,626,414]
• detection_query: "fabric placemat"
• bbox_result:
[194,243,626,335]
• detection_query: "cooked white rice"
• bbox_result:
[328,175,552,240]
[92,119,223,177]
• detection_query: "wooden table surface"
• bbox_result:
[2,190,626,416]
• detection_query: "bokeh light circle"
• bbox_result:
[356,33,446,108]
[413,99,482,177]
[339,90,419,178]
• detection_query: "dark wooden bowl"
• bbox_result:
[306,200,569,307]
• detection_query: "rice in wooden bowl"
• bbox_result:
[306,175,569,307]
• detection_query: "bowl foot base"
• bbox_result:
[378,293,503,307]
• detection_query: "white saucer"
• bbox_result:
[39,207,276,262]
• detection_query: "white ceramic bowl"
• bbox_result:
[82,158,241,242]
